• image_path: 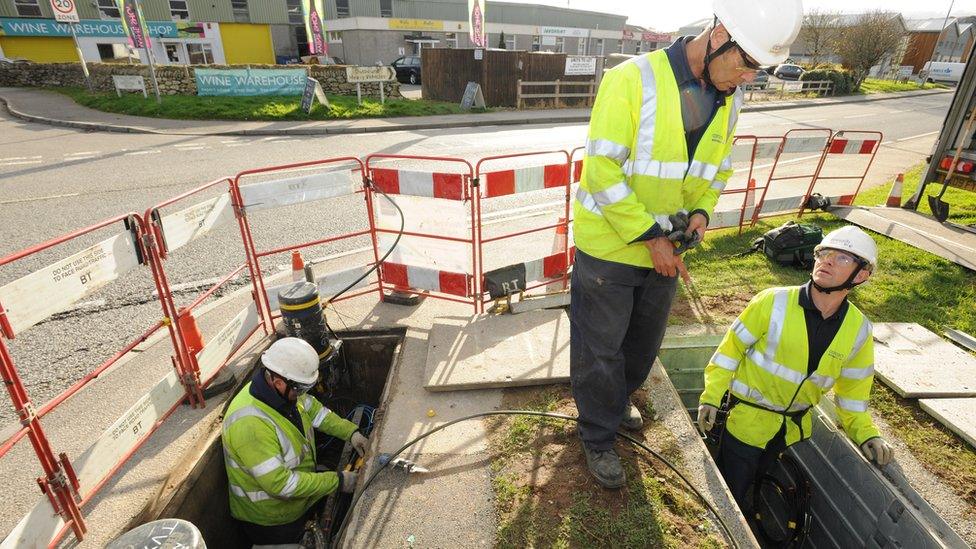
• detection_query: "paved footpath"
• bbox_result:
[0,86,951,136]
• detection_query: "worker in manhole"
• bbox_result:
[570,0,802,489]
[698,226,895,509]
[221,337,368,546]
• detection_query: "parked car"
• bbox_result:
[392,56,422,85]
[751,69,770,89]
[773,63,804,81]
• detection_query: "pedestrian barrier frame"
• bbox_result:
[751,128,835,224]
[474,150,573,313]
[365,154,480,312]
[230,157,380,330]
[799,130,883,216]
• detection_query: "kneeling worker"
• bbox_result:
[698,226,894,507]
[222,337,368,546]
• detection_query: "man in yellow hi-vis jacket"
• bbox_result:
[570,0,803,488]
[223,337,369,545]
[698,226,894,507]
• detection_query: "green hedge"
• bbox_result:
[800,69,854,95]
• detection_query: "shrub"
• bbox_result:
[801,69,854,95]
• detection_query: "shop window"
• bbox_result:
[187,43,215,64]
[231,0,248,22]
[169,0,189,21]
[555,37,564,53]
[96,42,134,63]
[445,32,457,49]
[505,35,516,50]
[286,0,302,24]
[379,0,392,18]
[14,0,42,17]
[328,31,342,43]
[336,0,349,18]
[294,25,310,57]
[96,0,119,19]
[578,38,586,55]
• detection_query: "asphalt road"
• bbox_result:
[0,91,952,425]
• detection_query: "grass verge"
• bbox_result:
[54,86,489,121]
[858,78,948,94]
[671,165,976,514]
[485,386,726,548]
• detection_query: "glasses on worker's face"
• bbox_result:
[814,248,861,267]
[287,380,316,395]
[736,45,762,72]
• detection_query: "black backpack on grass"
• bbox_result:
[749,221,824,269]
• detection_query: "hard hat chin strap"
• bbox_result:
[702,17,738,92]
[809,263,867,294]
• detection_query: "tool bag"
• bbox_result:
[750,221,824,269]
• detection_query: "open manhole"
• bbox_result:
[658,335,967,549]
[136,328,404,548]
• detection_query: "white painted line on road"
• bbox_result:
[175,146,209,150]
[843,113,875,119]
[0,156,41,162]
[802,118,827,123]
[0,160,43,166]
[895,131,939,142]
[65,151,100,156]
[124,149,162,156]
[220,139,244,144]
[0,192,79,205]
[733,153,823,174]
[887,110,906,114]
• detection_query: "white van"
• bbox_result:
[921,61,965,85]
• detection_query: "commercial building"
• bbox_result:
[901,16,976,71]
[0,0,651,66]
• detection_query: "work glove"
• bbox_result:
[860,437,894,466]
[350,431,369,457]
[338,471,358,493]
[697,404,718,433]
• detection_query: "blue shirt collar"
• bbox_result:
[665,36,699,87]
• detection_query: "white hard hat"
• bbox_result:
[261,337,320,385]
[713,0,804,66]
[816,226,878,270]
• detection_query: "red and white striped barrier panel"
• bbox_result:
[370,168,467,200]
[827,137,879,155]
[481,163,569,197]
[572,159,583,183]
[380,261,470,297]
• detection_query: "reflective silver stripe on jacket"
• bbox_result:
[835,395,869,413]
[229,484,273,502]
[575,188,672,233]
[731,319,758,346]
[764,289,789,360]
[312,406,329,429]
[586,138,631,165]
[278,471,300,498]
[727,88,744,137]
[730,379,809,413]
[711,352,740,371]
[224,405,300,468]
[687,160,720,182]
[840,364,874,380]
[848,317,873,360]
[623,159,689,179]
[634,54,657,161]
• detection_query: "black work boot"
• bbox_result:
[583,445,626,489]
[621,403,643,431]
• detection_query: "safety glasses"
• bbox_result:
[287,379,316,395]
[813,248,862,268]
[736,44,762,71]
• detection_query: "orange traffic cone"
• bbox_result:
[177,307,204,356]
[547,217,569,292]
[886,173,904,207]
[291,250,305,282]
[745,178,756,208]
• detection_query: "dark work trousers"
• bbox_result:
[238,502,319,545]
[570,249,678,451]
[717,425,788,511]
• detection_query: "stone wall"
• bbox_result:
[0,63,402,99]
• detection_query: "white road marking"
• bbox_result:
[895,131,939,142]
[0,192,79,205]
[733,153,824,174]
[0,160,43,166]
[843,113,875,119]
[0,156,41,162]
[124,149,162,156]
[802,118,827,123]
[174,146,209,150]
[64,151,100,156]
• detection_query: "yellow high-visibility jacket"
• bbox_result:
[701,286,880,449]
[222,386,358,526]
[574,49,743,268]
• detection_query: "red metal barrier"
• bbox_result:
[475,150,573,312]
[364,154,479,312]
[799,130,883,216]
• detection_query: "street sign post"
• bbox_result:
[49,0,92,92]
[346,66,395,105]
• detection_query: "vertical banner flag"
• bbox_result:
[301,0,328,55]
[114,0,151,48]
[468,0,486,48]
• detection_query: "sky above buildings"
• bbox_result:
[520,0,976,32]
